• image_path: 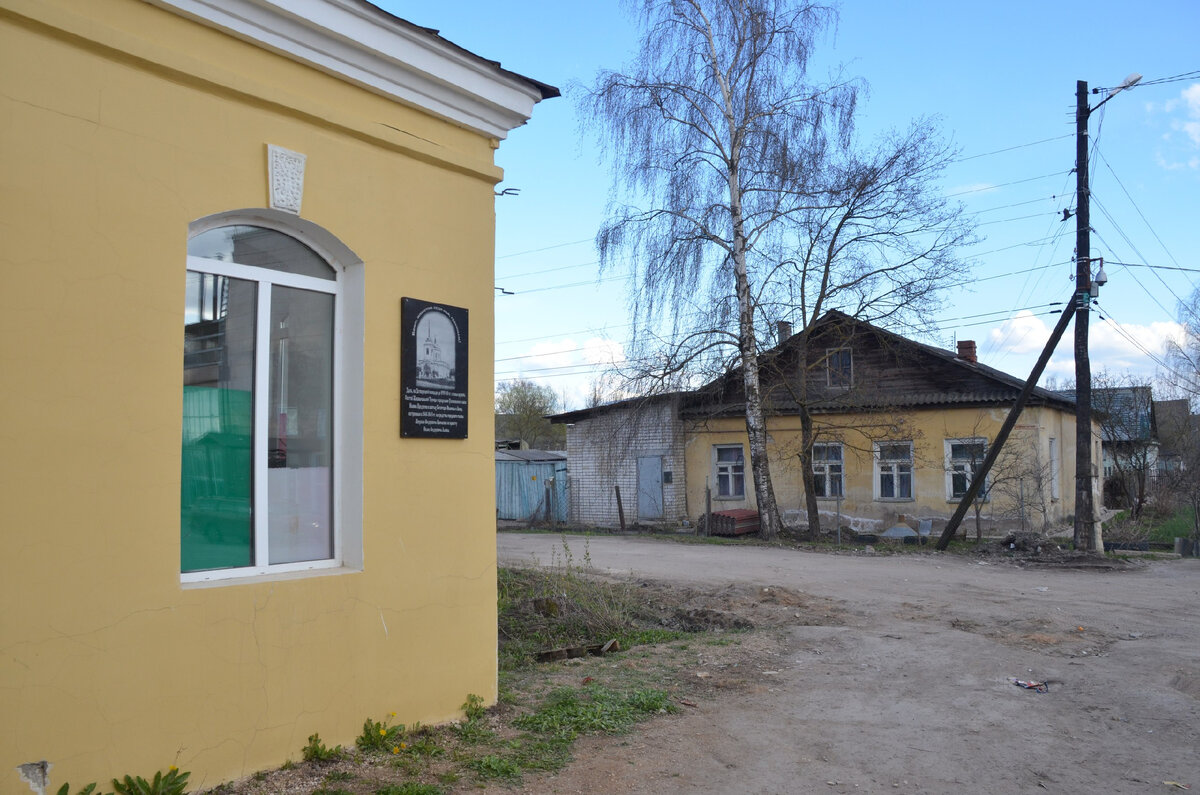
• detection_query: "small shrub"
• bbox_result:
[357,714,404,752]
[302,733,344,762]
[462,694,486,722]
[55,786,99,795]
[111,768,190,795]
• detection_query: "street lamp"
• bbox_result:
[1073,73,1140,552]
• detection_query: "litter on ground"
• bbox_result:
[1009,677,1049,693]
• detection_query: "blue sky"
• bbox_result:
[384,1,1200,409]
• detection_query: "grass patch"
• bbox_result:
[373,785,444,795]
[498,538,702,669]
[514,684,676,738]
[1146,506,1196,543]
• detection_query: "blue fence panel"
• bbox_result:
[496,460,567,521]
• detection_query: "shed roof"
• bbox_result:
[495,449,566,462]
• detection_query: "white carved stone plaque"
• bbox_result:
[268,144,306,214]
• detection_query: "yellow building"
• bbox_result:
[0,0,554,789]
[554,312,1100,536]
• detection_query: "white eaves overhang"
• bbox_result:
[145,0,557,139]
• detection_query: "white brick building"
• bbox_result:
[554,395,688,526]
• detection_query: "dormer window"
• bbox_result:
[827,348,852,388]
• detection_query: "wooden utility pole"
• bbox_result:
[1074,79,1096,551]
[1072,72,1140,551]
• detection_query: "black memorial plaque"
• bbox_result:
[401,297,468,438]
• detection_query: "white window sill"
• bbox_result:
[181,564,361,589]
[875,498,915,503]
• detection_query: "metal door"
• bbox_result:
[637,456,663,520]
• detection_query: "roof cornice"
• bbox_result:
[145,0,555,139]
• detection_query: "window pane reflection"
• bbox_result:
[181,273,256,572]
[189,225,335,280]
[267,286,334,564]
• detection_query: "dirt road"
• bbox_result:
[497,533,1200,794]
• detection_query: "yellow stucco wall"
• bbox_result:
[685,405,1091,533]
[1,1,507,788]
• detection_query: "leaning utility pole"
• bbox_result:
[1074,79,1095,551]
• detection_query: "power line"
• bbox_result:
[1095,307,1200,393]
[1096,149,1184,271]
[1106,261,1200,274]
[506,274,627,295]
[1103,70,1200,90]
[941,309,1061,332]
[975,211,1057,229]
[951,134,1072,163]
[946,170,1067,198]
[499,258,601,280]
[969,195,1060,217]
[497,303,1070,367]
[1090,204,1185,322]
[497,237,592,259]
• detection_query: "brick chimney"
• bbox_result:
[777,320,792,344]
[957,340,977,363]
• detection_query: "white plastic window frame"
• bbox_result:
[945,437,988,501]
[812,442,844,499]
[182,212,364,585]
[714,444,746,499]
[874,441,914,501]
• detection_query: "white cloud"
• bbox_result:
[1155,83,1200,169]
[499,336,628,411]
[1089,319,1185,377]
[580,336,626,366]
[987,310,1051,355]
[981,314,1185,385]
[525,338,582,371]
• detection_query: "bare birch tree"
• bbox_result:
[587,0,972,537]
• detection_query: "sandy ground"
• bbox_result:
[496,534,1200,795]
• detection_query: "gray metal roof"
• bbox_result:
[495,449,566,462]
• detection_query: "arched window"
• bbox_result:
[182,215,362,580]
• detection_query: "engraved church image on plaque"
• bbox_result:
[401,298,468,438]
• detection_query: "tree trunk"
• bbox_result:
[728,149,782,538]
[736,271,782,538]
[799,408,821,539]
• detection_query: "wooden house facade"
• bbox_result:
[553,312,1096,535]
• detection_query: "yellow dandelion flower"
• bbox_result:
[391,745,399,755]
[168,766,178,773]
[390,711,396,717]
[379,728,387,736]
[400,742,407,750]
